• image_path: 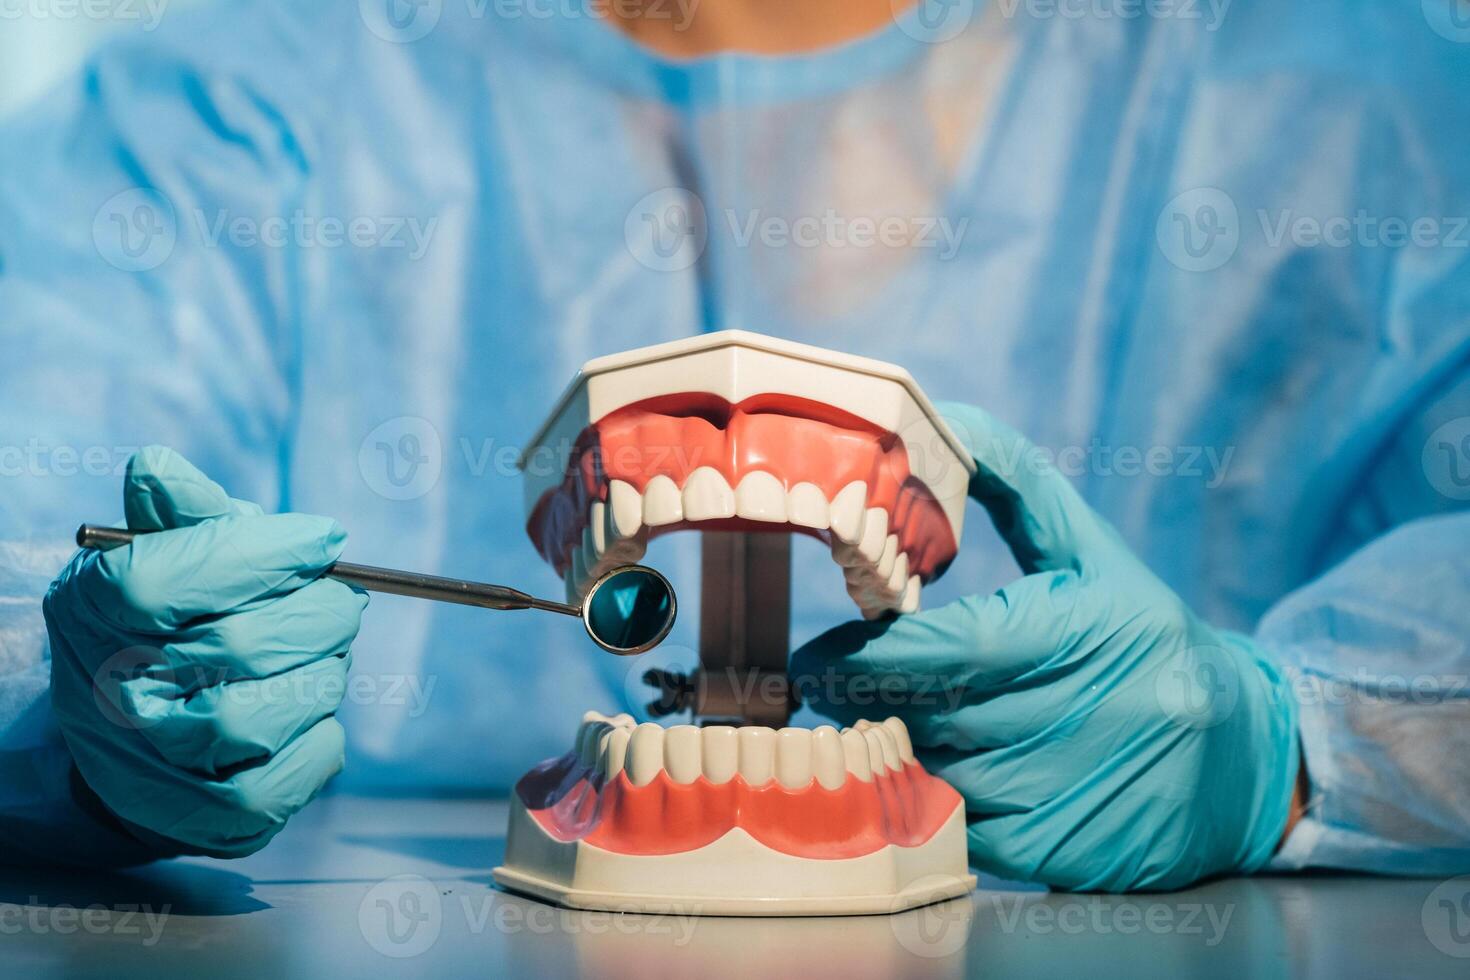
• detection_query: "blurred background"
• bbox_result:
[0,0,208,118]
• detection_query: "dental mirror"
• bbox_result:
[580,565,677,655]
[75,524,676,656]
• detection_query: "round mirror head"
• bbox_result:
[582,565,677,655]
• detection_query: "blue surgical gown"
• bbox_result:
[1,0,1468,873]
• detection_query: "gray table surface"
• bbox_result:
[3,794,1464,979]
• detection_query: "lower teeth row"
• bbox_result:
[574,712,916,790]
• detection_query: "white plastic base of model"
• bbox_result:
[492,794,976,916]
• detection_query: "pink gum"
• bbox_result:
[525,393,958,580]
[517,749,962,859]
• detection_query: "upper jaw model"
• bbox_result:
[494,331,977,915]
[523,330,972,619]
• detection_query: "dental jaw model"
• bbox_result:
[493,331,978,914]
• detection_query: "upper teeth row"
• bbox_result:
[574,711,917,790]
[565,473,922,619]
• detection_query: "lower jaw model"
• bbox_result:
[494,713,972,915]
[493,332,977,915]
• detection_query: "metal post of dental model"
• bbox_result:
[75,524,676,655]
[643,531,795,727]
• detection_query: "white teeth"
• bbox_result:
[855,724,892,776]
[737,726,776,785]
[832,540,863,568]
[858,511,887,564]
[568,534,649,604]
[735,471,787,523]
[682,466,735,521]
[829,482,868,545]
[786,483,830,530]
[876,534,899,580]
[587,501,608,555]
[600,725,631,777]
[663,725,702,784]
[606,472,927,621]
[840,728,874,782]
[858,508,888,564]
[701,725,739,784]
[882,717,916,764]
[886,551,909,596]
[642,474,684,527]
[833,505,922,618]
[878,728,903,771]
[627,723,665,786]
[812,726,847,789]
[828,499,923,617]
[775,727,814,789]
[857,720,902,772]
[603,515,646,565]
[588,718,903,787]
[900,575,921,614]
[570,483,661,603]
[608,480,643,541]
[576,712,635,781]
[577,720,607,769]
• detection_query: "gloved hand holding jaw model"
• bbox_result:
[43,447,367,859]
[793,402,1301,892]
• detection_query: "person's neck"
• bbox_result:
[602,0,917,57]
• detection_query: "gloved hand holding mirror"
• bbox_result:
[48,447,675,860]
[76,524,676,656]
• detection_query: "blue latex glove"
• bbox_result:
[792,403,1300,892]
[43,447,367,859]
